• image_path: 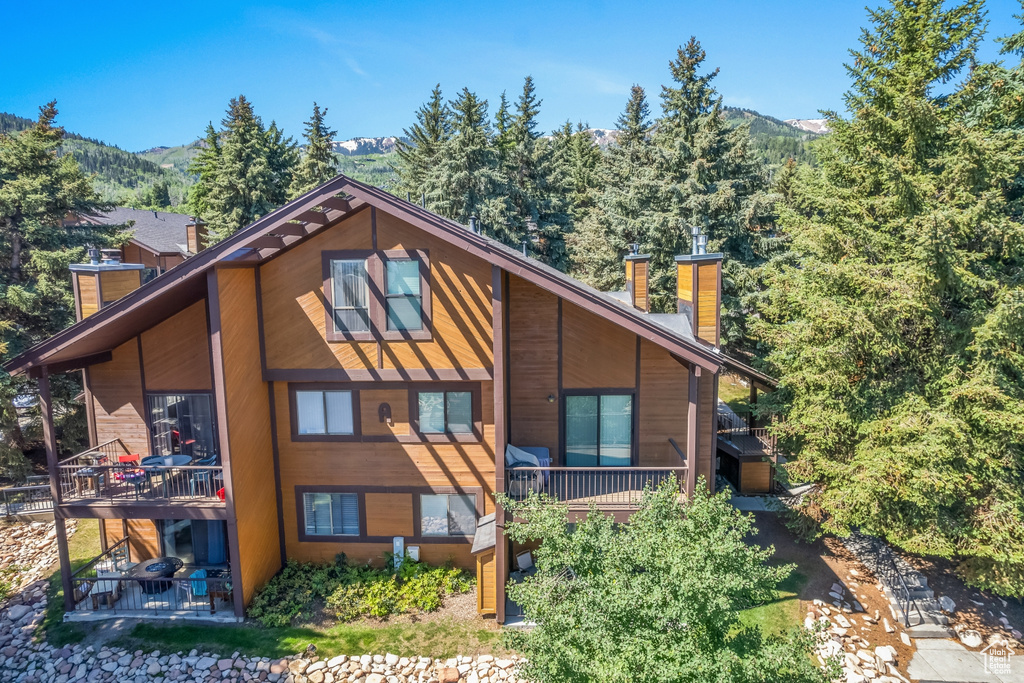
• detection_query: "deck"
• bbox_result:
[503,466,688,512]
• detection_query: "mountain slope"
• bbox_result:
[723,107,819,166]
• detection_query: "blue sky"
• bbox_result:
[2,1,1022,151]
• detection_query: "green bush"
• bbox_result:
[247,554,474,627]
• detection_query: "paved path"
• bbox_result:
[907,639,1023,682]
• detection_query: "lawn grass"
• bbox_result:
[39,518,102,646]
[719,372,752,414]
[738,569,808,635]
[113,619,503,660]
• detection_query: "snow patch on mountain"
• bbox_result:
[785,119,830,134]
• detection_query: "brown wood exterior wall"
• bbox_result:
[89,339,149,456]
[637,340,689,467]
[121,243,186,274]
[697,262,719,344]
[507,276,559,454]
[106,519,160,561]
[78,273,99,319]
[214,268,281,603]
[561,300,636,390]
[99,270,142,305]
[140,302,212,392]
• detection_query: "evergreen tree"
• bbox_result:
[395,85,452,201]
[289,103,338,199]
[186,123,221,220]
[493,91,513,157]
[500,77,572,269]
[422,88,508,236]
[204,96,283,242]
[551,121,602,218]
[759,0,1024,596]
[655,37,774,339]
[265,120,298,206]
[0,102,128,477]
[569,86,664,292]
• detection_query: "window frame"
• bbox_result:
[288,384,363,442]
[419,493,479,538]
[321,249,432,343]
[300,491,361,538]
[294,485,483,544]
[145,391,218,460]
[409,383,483,443]
[322,250,377,342]
[561,388,637,467]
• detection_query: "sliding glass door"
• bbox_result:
[565,394,633,467]
[148,394,216,460]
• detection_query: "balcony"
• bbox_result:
[67,537,236,622]
[716,409,778,458]
[58,439,225,508]
[504,466,688,512]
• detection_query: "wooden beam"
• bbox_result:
[293,210,329,225]
[247,235,286,250]
[273,223,308,236]
[319,196,352,212]
[686,364,700,498]
[28,351,112,379]
[39,370,74,612]
[492,265,507,624]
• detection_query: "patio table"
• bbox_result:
[125,557,184,594]
[71,467,100,496]
[141,455,193,497]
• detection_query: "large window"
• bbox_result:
[417,391,473,434]
[161,519,228,565]
[303,492,359,536]
[148,394,216,460]
[565,394,633,467]
[295,390,354,436]
[420,494,477,537]
[330,259,370,333]
[386,259,423,331]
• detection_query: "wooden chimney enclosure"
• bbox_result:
[675,254,722,347]
[625,253,651,312]
[70,263,145,321]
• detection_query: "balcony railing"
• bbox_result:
[0,485,53,517]
[504,467,688,509]
[69,537,233,617]
[57,439,224,505]
[717,409,778,457]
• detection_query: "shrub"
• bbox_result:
[247,555,474,627]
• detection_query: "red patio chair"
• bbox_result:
[112,454,146,494]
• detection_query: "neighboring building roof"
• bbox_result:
[4,174,745,379]
[93,207,192,256]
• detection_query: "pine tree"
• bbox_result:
[186,123,221,220]
[0,102,128,477]
[551,121,602,217]
[204,96,282,242]
[493,91,513,157]
[395,85,452,201]
[500,77,572,268]
[289,103,338,199]
[265,120,298,206]
[758,0,1024,596]
[423,88,508,236]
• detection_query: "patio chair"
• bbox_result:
[91,571,123,610]
[190,456,218,497]
[177,569,209,609]
[112,454,146,495]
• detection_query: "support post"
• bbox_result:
[686,364,700,497]
[492,265,507,623]
[39,369,75,612]
[749,384,758,430]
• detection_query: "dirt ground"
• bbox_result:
[747,512,918,667]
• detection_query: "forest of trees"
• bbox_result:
[1,0,1022,599]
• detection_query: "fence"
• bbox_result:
[0,485,53,517]
[58,463,224,503]
[504,467,688,508]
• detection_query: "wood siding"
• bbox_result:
[78,273,99,319]
[108,519,160,562]
[697,262,718,344]
[140,302,212,391]
[359,389,410,437]
[364,493,414,537]
[677,263,693,304]
[89,339,149,456]
[637,340,688,467]
[698,371,715,489]
[476,548,496,614]
[214,268,281,603]
[740,461,772,494]
[507,276,559,454]
[561,300,636,390]
[99,270,142,304]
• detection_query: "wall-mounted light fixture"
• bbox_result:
[547,395,556,403]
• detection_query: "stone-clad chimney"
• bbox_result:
[624,243,650,312]
[70,249,145,321]
[675,225,722,347]
[186,217,208,255]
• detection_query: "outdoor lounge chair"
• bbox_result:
[91,571,123,609]
[505,445,550,498]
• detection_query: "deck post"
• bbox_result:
[492,266,507,624]
[686,364,700,497]
[749,384,758,429]
[38,368,75,612]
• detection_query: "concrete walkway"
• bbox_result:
[907,639,1023,682]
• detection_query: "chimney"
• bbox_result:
[624,243,650,312]
[468,215,480,235]
[186,217,208,255]
[675,225,722,347]
[70,252,145,321]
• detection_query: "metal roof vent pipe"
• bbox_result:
[691,225,708,256]
[469,215,479,234]
[100,249,122,265]
[88,247,101,265]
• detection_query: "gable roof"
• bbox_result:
[4,174,731,378]
[90,207,193,255]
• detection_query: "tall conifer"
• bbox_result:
[289,103,338,199]
[395,85,451,201]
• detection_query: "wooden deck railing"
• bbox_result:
[58,462,225,504]
[504,467,688,508]
[59,438,131,466]
[717,410,778,457]
[0,485,53,517]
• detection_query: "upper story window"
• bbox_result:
[565,392,633,467]
[292,388,359,441]
[418,391,473,434]
[330,259,370,334]
[322,249,431,341]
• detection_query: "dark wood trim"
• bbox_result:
[378,249,432,342]
[287,383,363,442]
[39,370,74,611]
[561,388,639,467]
[371,206,377,250]
[28,351,113,379]
[556,299,563,467]
[257,203,371,270]
[72,272,83,322]
[408,383,483,443]
[265,367,492,382]
[294,485,484,545]
[686,364,700,497]
[633,336,641,467]
[206,268,246,618]
[95,272,104,310]
[268,381,287,566]
[492,265,507,624]
[55,503,229,520]
[82,367,98,447]
[322,249,378,342]
[255,266,268,375]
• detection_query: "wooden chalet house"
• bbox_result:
[4,175,771,623]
